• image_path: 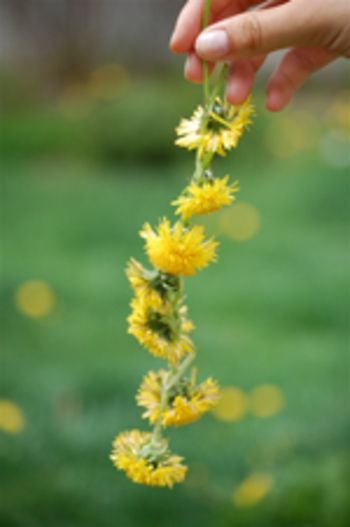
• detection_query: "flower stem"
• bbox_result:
[151,352,196,443]
[202,0,211,103]
[210,63,229,104]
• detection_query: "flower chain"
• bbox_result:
[110,0,254,488]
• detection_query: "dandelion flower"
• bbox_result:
[110,429,187,487]
[137,369,220,426]
[175,97,254,157]
[128,291,194,364]
[140,218,217,276]
[172,176,239,220]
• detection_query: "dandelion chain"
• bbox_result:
[110,0,255,488]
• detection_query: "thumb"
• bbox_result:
[195,3,323,61]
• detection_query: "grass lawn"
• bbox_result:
[1,108,349,527]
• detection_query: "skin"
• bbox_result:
[170,0,350,111]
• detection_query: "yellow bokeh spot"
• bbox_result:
[212,387,248,422]
[327,91,350,133]
[218,203,260,241]
[15,280,55,319]
[264,110,319,158]
[0,400,25,434]
[250,385,285,418]
[232,472,274,508]
[89,63,129,100]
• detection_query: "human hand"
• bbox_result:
[170,0,350,111]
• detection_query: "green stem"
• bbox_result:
[210,63,229,104]
[168,352,195,390]
[193,149,215,182]
[151,352,196,443]
[151,382,169,442]
[202,0,211,103]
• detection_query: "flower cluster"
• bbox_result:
[110,0,254,488]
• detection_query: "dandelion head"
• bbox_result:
[175,97,254,157]
[110,429,187,488]
[127,292,194,364]
[137,369,220,427]
[172,175,239,221]
[140,218,218,276]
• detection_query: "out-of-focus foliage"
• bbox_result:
[0,71,199,163]
[1,70,348,166]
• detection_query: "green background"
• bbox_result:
[1,77,349,526]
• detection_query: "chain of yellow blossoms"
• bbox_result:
[110,0,254,488]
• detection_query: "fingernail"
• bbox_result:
[195,30,230,59]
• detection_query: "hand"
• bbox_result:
[170,0,350,111]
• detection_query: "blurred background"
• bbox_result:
[1,1,349,526]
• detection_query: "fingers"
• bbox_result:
[266,47,336,111]
[170,0,262,53]
[184,51,265,104]
[226,55,265,104]
[170,0,206,53]
[186,43,336,110]
[184,53,203,83]
[184,52,214,83]
[195,2,323,61]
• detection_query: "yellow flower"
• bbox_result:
[110,429,187,488]
[137,369,220,427]
[127,291,194,364]
[172,176,239,220]
[140,218,217,276]
[175,97,254,157]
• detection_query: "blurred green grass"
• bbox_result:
[1,79,349,527]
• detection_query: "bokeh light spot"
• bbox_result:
[0,400,25,434]
[218,203,260,241]
[15,280,56,319]
[232,472,274,508]
[250,384,285,418]
[89,63,129,100]
[264,111,319,158]
[212,386,248,422]
[326,90,350,133]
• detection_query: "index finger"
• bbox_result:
[170,0,263,53]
